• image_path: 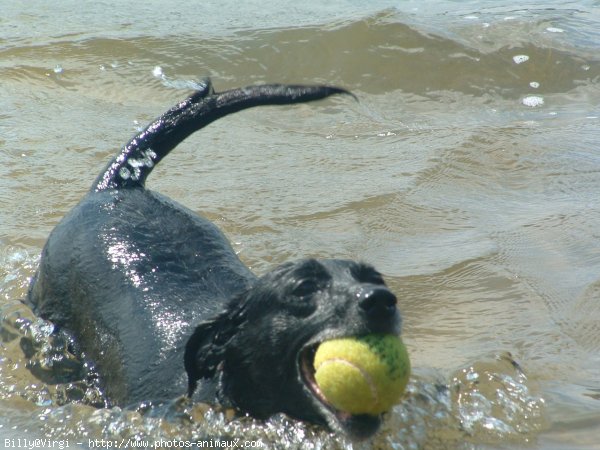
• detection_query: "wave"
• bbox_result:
[2,10,599,100]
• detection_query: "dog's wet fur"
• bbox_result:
[28,80,403,440]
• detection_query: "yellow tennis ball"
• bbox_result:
[313,334,410,416]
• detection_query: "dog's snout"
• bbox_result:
[358,286,398,319]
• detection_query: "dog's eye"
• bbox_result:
[291,279,320,298]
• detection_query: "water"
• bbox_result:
[2,1,600,448]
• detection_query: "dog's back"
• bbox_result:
[29,187,253,403]
[28,80,349,405]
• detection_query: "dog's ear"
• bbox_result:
[184,297,248,397]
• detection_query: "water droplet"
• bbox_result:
[119,167,131,180]
[144,149,157,160]
[131,167,141,181]
[152,66,164,78]
[529,81,540,89]
[466,371,479,382]
[53,65,63,74]
[128,159,144,168]
[513,55,529,64]
[141,149,156,167]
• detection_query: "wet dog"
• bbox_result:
[28,80,402,439]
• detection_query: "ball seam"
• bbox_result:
[316,358,379,407]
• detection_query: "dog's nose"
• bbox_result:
[358,286,398,320]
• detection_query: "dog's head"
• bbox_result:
[184,258,402,439]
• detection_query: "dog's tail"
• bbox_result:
[94,79,353,191]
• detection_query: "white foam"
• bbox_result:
[522,96,544,107]
[513,55,529,64]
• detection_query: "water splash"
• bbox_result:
[451,354,545,443]
[0,250,546,448]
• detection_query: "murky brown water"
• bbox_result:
[2,2,600,449]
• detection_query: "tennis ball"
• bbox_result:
[313,334,410,416]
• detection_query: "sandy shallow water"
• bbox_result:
[2,1,600,448]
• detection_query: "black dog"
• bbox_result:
[28,80,402,439]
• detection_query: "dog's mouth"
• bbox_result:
[299,343,382,440]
